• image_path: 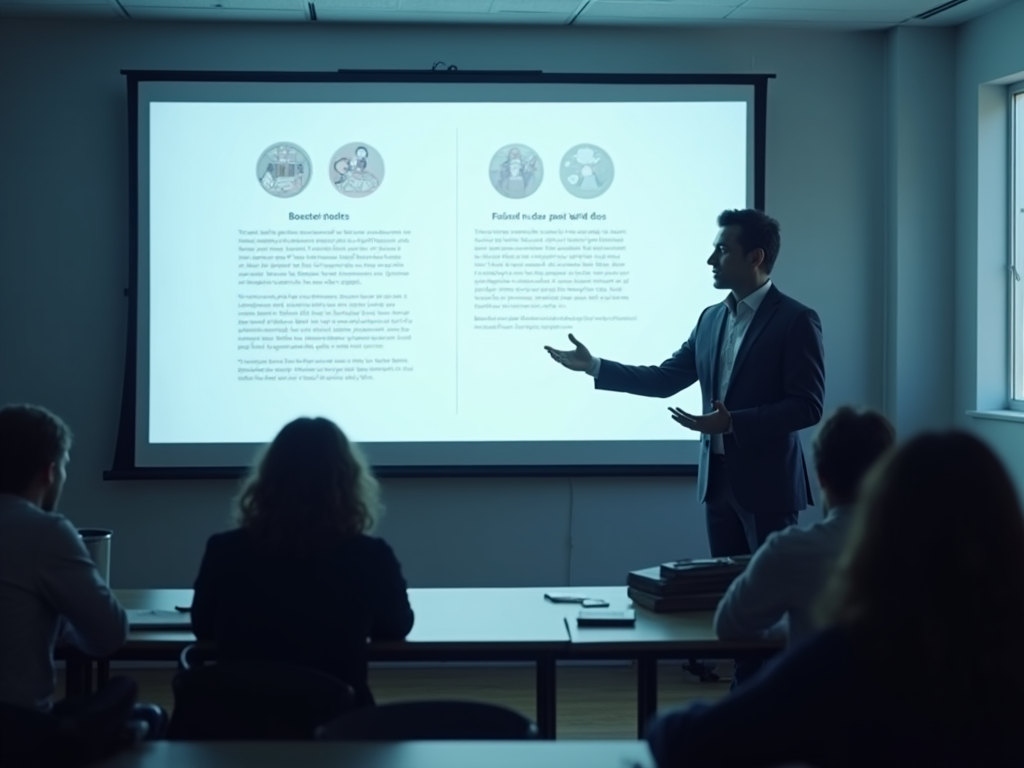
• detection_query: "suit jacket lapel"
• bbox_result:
[725,286,781,400]
[708,304,728,401]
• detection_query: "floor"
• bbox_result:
[60,662,733,740]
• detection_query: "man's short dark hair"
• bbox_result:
[717,209,782,274]
[813,406,895,502]
[0,404,73,494]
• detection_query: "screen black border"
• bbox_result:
[106,69,773,480]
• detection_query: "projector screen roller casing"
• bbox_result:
[109,71,769,478]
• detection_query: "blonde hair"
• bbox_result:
[235,417,382,554]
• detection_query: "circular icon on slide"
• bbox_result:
[256,142,311,198]
[489,144,543,199]
[560,144,613,199]
[329,142,385,198]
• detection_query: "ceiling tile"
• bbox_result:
[122,4,307,18]
[727,7,911,23]
[397,0,492,11]
[738,0,933,10]
[491,0,578,12]
[591,0,743,5]
[0,1,122,14]
[314,6,565,21]
[0,0,110,5]
[313,0,399,6]
[121,0,304,7]
[579,1,736,20]
[904,0,1017,25]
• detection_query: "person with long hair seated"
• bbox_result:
[190,417,414,707]
[646,430,1024,768]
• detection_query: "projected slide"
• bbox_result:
[136,80,754,468]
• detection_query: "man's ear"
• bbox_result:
[43,462,57,485]
[747,248,766,271]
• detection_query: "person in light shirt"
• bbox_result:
[714,406,895,651]
[0,404,127,712]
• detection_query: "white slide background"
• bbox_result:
[146,97,746,452]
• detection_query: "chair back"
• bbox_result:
[316,700,539,741]
[0,676,139,767]
[168,655,355,740]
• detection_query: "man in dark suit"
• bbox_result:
[545,209,825,559]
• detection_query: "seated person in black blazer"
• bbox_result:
[646,430,1024,768]
[191,416,414,707]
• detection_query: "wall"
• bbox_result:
[884,26,956,437]
[0,19,885,587]
[953,0,1024,495]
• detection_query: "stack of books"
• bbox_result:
[627,556,751,613]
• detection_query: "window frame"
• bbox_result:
[1010,82,1024,411]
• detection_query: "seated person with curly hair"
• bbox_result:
[191,417,414,707]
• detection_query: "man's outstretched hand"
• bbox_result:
[545,333,593,372]
[669,401,732,435]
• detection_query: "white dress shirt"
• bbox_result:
[710,279,773,453]
[587,280,773,454]
[712,503,855,648]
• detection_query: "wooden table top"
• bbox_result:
[116,587,575,649]
[94,740,655,768]
[114,586,778,654]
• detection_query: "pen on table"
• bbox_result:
[174,606,191,612]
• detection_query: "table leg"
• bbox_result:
[64,652,94,698]
[637,656,657,738]
[535,655,557,739]
[96,659,110,689]
[64,655,82,698]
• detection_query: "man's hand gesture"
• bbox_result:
[545,334,593,372]
[669,401,732,435]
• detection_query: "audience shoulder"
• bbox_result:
[747,524,807,571]
[370,535,399,557]
[766,518,817,556]
[207,528,245,546]
[199,528,247,561]
[758,526,793,555]
[45,510,88,548]
[369,536,406,569]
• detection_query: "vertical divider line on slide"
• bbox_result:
[455,128,460,414]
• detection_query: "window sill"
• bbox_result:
[966,409,1024,423]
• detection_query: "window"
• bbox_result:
[1013,85,1024,410]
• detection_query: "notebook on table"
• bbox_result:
[627,587,722,613]
[629,566,738,596]
[127,609,192,630]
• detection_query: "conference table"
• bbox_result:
[93,740,656,768]
[65,586,780,738]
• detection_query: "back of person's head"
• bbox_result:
[0,404,73,499]
[820,430,1024,711]
[812,406,895,505]
[717,209,781,274]
[235,417,381,554]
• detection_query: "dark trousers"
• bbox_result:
[705,454,797,687]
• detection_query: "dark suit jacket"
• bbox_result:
[191,528,414,707]
[596,284,825,515]
[646,625,1024,768]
